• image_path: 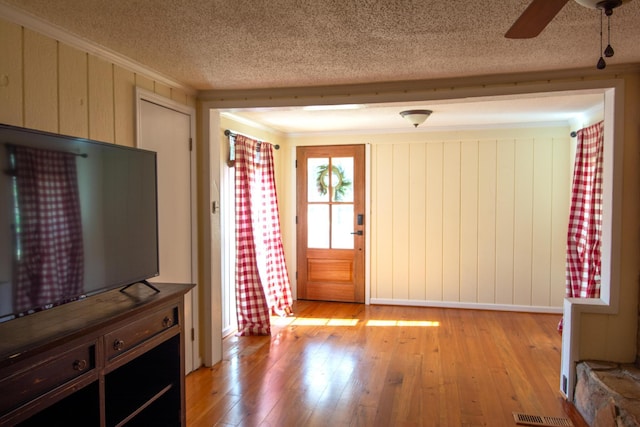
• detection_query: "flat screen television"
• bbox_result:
[0,124,159,323]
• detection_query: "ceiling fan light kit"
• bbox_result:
[575,0,622,9]
[506,0,631,69]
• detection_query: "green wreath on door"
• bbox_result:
[316,164,352,201]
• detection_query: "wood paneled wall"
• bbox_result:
[370,133,571,310]
[0,18,195,146]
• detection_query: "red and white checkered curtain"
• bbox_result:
[566,121,604,299]
[12,146,84,313]
[234,135,293,336]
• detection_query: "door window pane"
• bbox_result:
[331,157,354,202]
[308,204,329,248]
[332,204,354,249]
[308,158,329,202]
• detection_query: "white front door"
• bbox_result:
[136,89,199,374]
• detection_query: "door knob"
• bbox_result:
[350,230,363,235]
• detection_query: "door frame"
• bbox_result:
[291,143,371,305]
[135,87,200,373]
[295,144,367,303]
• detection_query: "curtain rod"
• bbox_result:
[4,143,88,157]
[570,131,577,138]
[224,129,280,149]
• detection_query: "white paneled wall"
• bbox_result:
[0,18,196,146]
[370,134,571,310]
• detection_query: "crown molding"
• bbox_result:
[0,3,197,95]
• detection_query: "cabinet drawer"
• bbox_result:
[0,342,96,415]
[105,305,178,361]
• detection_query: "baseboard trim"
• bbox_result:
[369,298,563,314]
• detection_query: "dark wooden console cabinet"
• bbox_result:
[0,282,194,427]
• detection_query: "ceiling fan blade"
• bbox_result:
[505,0,571,39]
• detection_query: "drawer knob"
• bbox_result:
[162,316,173,328]
[73,359,88,371]
[113,339,125,351]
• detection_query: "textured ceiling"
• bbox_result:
[2,0,640,91]
[1,0,637,133]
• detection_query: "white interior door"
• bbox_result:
[137,90,199,374]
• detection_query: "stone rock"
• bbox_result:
[575,361,640,427]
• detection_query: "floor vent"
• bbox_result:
[512,412,574,426]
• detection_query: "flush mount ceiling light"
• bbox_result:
[399,110,433,128]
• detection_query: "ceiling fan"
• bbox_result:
[505,0,630,39]
[505,0,632,68]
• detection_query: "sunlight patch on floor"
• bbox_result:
[366,320,440,327]
[271,316,440,327]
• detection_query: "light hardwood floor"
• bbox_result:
[186,301,582,426]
